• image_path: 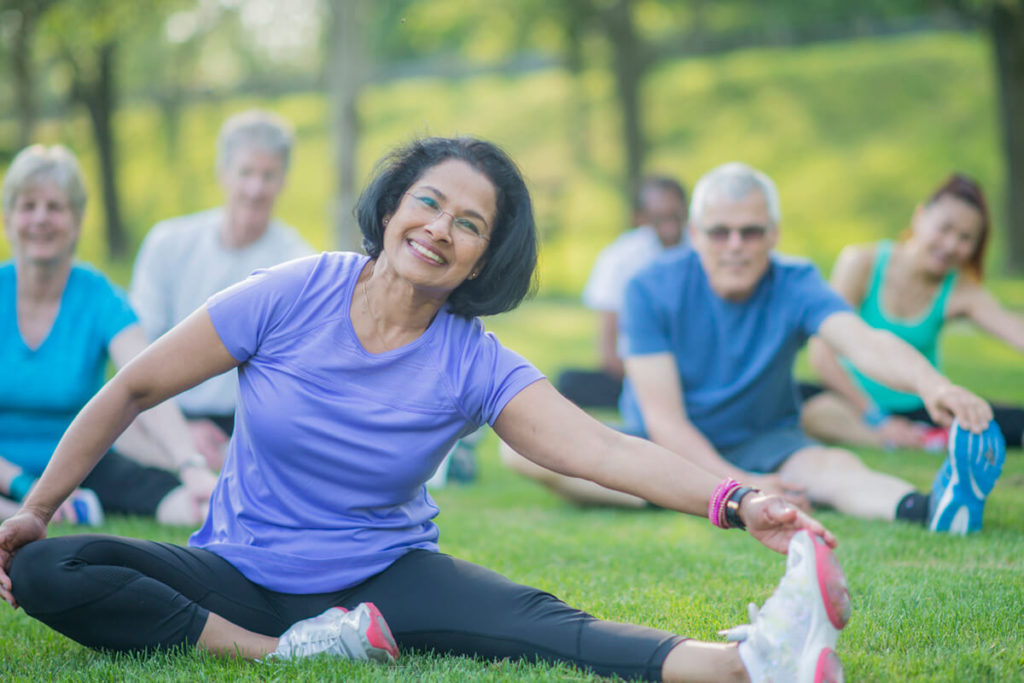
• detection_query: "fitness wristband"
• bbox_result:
[724,486,757,530]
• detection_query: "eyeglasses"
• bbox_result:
[403,192,489,241]
[700,224,771,243]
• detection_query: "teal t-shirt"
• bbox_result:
[843,241,956,413]
[0,262,137,475]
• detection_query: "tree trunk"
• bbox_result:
[990,1,1024,274]
[76,42,128,258]
[328,0,366,252]
[562,0,592,168]
[604,0,645,195]
[10,7,39,149]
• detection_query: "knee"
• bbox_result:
[10,538,64,611]
[813,447,867,473]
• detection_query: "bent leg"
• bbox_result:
[800,392,882,448]
[8,535,305,655]
[778,446,914,520]
[499,440,647,508]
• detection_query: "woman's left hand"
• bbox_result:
[740,493,837,554]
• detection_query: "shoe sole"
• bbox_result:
[356,602,400,663]
[930,421,1005,534]
[798,531,851,683]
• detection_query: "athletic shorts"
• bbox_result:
[718,424,819,474]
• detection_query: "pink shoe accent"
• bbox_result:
[362,602,400,663]
[811,535,851,631]
[813,648,845,683]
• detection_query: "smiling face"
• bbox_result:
[381,159,496,297]
[689,188,778,301]
[908,194,985,277]
[4,178,81,267]
[218,145,287,237]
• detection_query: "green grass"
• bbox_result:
[2,297,1022,681]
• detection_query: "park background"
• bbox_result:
[1,1,1022,680]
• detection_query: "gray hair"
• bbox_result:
[215,109,294,173]
[689,162,781,226]
[2,144,88,220]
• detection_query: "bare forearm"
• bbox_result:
[808,337,871,413]
[846,331,946,396]
[557,429,722,515]
[22,379,143,519]
[649,420,747,481]
[134,400,200,471]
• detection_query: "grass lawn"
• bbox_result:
[2,297,1022,681]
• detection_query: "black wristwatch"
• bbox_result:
[724,486,757,530]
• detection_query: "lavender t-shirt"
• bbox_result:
[189,252,544,593]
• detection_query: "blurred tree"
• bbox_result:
[327,0,371,252]
[989,0,1024,271]
[37,0,183,258]
[1,0,57,149]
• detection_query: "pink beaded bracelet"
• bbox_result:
[708,478,742,528]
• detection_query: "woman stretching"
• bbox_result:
[802,173,1024,451]
[1,138,849,682]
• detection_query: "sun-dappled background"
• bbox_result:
[1,2,1023,680]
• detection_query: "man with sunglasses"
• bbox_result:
[510,162,1006,533]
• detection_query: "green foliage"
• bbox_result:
[0,31,1011,296]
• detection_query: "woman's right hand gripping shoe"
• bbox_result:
[720,530,851,683]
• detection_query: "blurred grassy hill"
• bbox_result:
[0,31,1014,295]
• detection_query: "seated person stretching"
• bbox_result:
[801,173,1024,451]
[0,145,216,526]
[558,175,688,408]
[130,110,313,467]
[504,162,1005,534]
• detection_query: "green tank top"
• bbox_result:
[843,241,957,413]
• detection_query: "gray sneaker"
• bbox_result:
[720,531,851,683]
[271,602,399,663]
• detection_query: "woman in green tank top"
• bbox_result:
[801,174,1024,450]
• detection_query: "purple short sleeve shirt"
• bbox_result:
[189,252,544,593]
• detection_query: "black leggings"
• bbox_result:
[10,536,681,681]
[798,383,1024,448]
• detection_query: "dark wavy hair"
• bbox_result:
[356,137,538,318]
[924,173,990,281]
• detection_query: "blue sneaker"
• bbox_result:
[928,419,1005,534]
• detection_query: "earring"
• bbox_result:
[383,218,389,226]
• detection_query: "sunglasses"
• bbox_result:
[700,224,771,243]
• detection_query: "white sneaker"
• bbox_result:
[271,602,399,663]
[720,531,851,683]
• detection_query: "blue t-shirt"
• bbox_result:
[0,262,137,475]
[190,252,544,594]
[619,248,849,450]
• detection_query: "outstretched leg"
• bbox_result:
[777,445,914,520]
